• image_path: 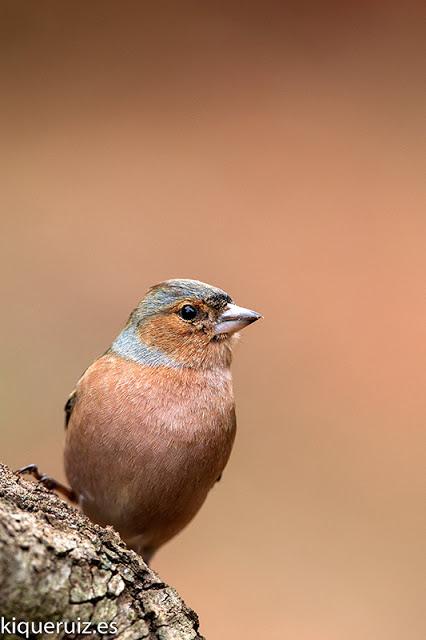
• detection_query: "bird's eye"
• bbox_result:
[179,304,198,321]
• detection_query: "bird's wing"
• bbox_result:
[64,389,77,428]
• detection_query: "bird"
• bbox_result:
[24,279,261,564]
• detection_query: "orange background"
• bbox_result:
[1,3,425,639]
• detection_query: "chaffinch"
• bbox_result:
[24,279,261,563]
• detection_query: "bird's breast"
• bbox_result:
[65,354,236,542]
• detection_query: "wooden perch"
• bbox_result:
[0,463,204,639]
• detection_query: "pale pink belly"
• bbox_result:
[64,355,236,553]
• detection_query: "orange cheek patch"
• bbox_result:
[138,315,196,356]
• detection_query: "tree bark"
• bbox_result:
[0,464,204,639]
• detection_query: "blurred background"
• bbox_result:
[1,2,425,639]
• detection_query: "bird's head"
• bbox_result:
[112,279,262,369]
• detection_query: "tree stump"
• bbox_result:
[0,463,204,639]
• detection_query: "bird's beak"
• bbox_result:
[214,303,262,335]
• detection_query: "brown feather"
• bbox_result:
[64,353,236,556]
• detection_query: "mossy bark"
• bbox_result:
[0,464,204,639]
